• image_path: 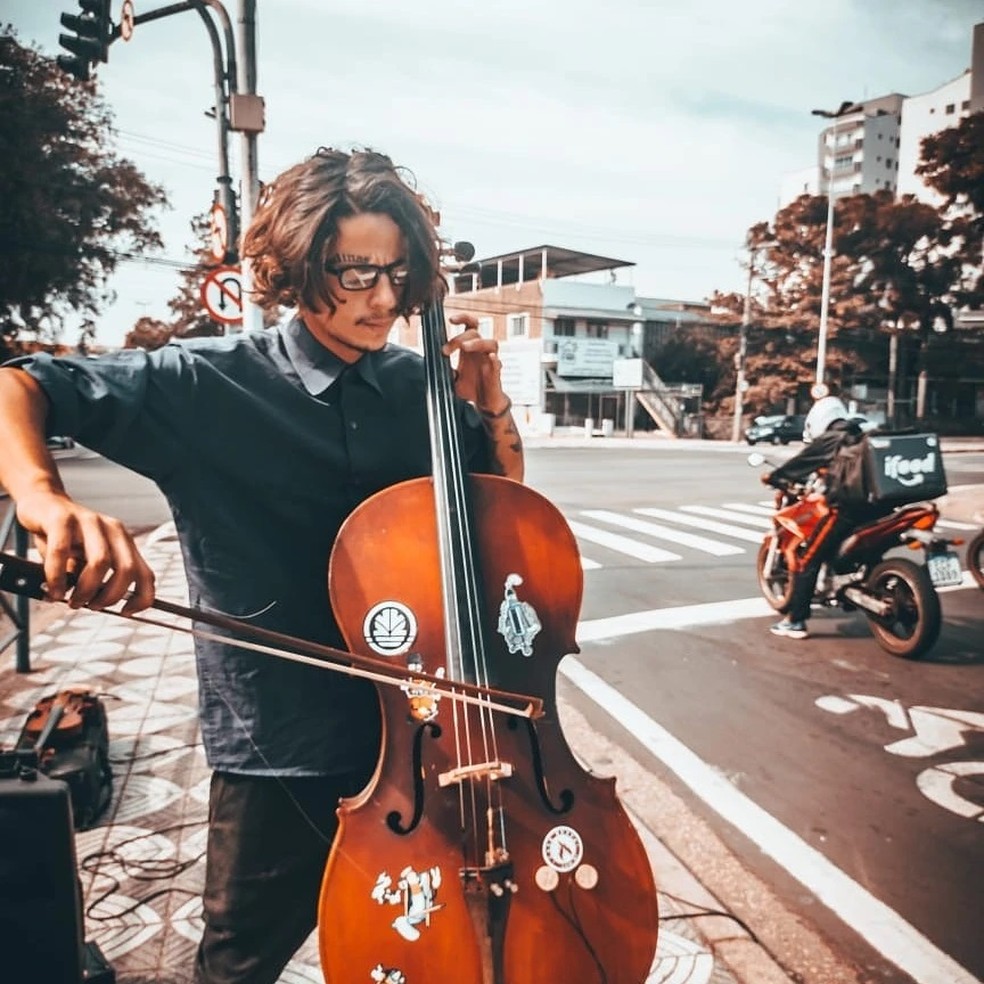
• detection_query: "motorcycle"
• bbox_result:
[967,527,984,590]
[748,452,962,659]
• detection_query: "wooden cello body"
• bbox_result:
[317,474,659,982]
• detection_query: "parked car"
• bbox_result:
[744,414,805,445]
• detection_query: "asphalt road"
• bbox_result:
[47,443,984,984]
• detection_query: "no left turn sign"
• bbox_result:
[201,266,243,325]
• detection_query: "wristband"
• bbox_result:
[478,397,512,420]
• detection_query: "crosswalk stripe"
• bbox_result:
[566,520,682,563]
[580,556,602,570]
[722,502,775,517]
[937,519,980,532]
[635,508,766,544]
[582,509,744,557]
[679,504,772,528]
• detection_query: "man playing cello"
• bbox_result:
[0,146,522,984]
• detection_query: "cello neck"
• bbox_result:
[420,296,488,686]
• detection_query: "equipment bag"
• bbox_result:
[14,689,113,831]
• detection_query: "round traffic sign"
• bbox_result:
[209,203,228,263]
[200,266,243,325]
[120,0,135,41]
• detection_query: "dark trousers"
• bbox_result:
[193,770,367,984]
[788,512,856,622]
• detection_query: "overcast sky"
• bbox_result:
[5,0,983,346]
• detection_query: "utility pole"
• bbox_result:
[234,0,264,332]
[731,260,754,443]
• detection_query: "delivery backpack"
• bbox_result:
[13,688,113,830]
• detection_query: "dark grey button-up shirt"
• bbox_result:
[10,317,491,776]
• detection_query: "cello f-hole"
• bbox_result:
[386,721,441,834]
[512,717,575,815]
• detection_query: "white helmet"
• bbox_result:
[803,396,849,443]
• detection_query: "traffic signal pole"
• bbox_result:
[235,0,263,332]
[56,0,265,333]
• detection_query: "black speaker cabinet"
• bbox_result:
[0,763,84,983]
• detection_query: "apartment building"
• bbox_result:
[780,21,983,208]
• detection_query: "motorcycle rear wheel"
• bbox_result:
[757,537,794,612]
[967,529,984,590]
[864,558,941,659]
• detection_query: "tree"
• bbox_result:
[123,315,173,351]
[168,211,225,339]
[0,28,168,357]
[916,111,984,309]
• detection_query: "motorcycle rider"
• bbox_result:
[763,395,867,639]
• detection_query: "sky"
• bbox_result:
[4,0,983,347]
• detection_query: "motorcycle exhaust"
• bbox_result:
[842,586,891,618]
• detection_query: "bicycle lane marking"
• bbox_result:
[567,597,981,984]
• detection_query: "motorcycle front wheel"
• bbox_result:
[864,558,941,659]
[757,537,794,612]
[967,529,984,590]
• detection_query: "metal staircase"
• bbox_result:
[635,362,699,437]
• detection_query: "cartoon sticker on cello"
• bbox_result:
[370,966,407,984]
[400,654,445,723]
[372,865,445,942]
[497,573,541,657]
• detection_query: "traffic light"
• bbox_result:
[57,0,112,82]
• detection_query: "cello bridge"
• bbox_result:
[438,760,514,788]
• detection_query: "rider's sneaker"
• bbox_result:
[770,618,809,640]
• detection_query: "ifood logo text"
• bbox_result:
[884,452,936,487]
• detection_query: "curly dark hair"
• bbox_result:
[242,147,441,316]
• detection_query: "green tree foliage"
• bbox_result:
[916,111,984,307]
[0,28,167,356]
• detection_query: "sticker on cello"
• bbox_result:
[371,864,445,942]
[541,825,583,873]
[370,965,407,984]
[497,574,541,657]
[400,654,445,723]
[364,601,418,656]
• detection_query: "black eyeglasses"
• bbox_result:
[324,260,410,291]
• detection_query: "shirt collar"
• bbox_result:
[279,313,382,396]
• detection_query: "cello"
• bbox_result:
[317,254,660,982]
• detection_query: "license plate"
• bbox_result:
[928,551,963,587]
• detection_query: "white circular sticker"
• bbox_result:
[541,825,583,873]
[363,601,418,656]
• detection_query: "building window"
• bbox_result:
[877,133,883,140]
[853,162,862,173]
[835,154,853,169]
[554,316,575,337]
[477,317,494,340]
[885,158,893,168]
[962,100,970,110]
[945,103,955,114]
[586,320,608,339]
[506,313,529,338]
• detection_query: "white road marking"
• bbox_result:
[560,657,982,984]
[937,518,980,531]
[567,520,681,563]
[580,556,602,570]
[577,597,773,642]
[722,502,776,517]
[635,508,765,544]
[581,510,744,557]
[679,505,772,527]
